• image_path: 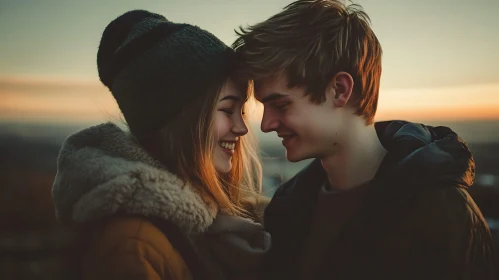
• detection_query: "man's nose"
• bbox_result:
[260,107,279,133]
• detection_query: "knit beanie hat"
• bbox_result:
[97,10,233,137]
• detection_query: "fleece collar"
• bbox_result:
[52,122,217,234]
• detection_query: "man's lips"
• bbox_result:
[278,134,296,147]
[278,134,295,139]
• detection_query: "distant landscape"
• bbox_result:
[1,119,498,279]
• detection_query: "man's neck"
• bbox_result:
[320,122,387,192]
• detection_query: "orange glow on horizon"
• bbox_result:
[375,106,499,122]
[1,76,498,124]
[0,75,99,87]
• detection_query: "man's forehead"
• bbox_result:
[254,75,289,100]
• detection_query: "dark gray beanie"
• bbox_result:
[97,10,233,137]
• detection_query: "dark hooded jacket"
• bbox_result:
[263,121,496,280]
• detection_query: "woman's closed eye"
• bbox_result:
[220,108,234,115]
[220,106,245,116]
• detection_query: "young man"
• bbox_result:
[233,1,496,279]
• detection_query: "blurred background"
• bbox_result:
[1,0,498,279]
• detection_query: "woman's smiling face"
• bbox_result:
[212,78,248,173]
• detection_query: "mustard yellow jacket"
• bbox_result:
[52,123,270,280]
[81,215,192,280]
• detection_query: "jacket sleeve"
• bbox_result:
[82,237,163,280]
[388,187,497,280]
[80,217,192,280]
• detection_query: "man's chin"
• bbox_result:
[285,149,309,162]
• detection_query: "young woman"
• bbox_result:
[52,10,269,280]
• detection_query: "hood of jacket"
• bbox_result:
[374,120,475,190]
[52,122,218,234]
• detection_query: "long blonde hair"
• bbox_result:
[138,76,262,217]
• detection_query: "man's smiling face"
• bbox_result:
[255,73,347,162]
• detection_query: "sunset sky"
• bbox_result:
[1,0,498,125]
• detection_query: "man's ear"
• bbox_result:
[326,72,354,107]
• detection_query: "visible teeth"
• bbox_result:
[220,142,235,150]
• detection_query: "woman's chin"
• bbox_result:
[214,161,232,173]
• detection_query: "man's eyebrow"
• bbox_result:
[219,95,241,102]
[260,92,287,103]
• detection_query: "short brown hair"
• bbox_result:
[233,0,382,124]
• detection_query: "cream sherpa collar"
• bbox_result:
[52,122,218,234]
